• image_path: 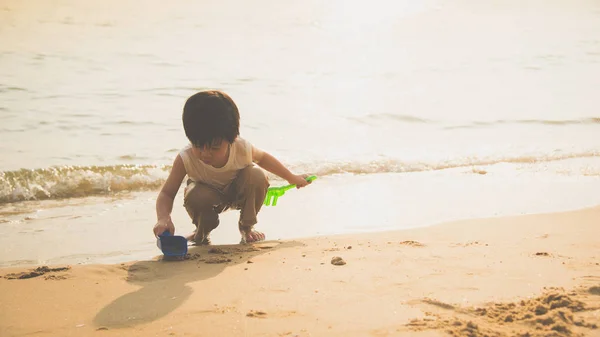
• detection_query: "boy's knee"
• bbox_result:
[239,166,269,190]
[184,183,221,210]
[184,183,225,227]
[184,185,220,230]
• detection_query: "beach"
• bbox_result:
[2,0,600,266]
[2,0,600,335]
[1,206,599,336]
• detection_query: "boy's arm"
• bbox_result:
[153,154,187,236]
[252,146,310,188]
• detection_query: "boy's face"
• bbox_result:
[191,139,230,166]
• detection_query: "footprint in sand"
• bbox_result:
[246,310,267,318]
[204,256,232,264]
[44,274,69,280]
[184,253,202,260]
[588,286,600,295]
[452,241,486,247]
[208,247,228,254]
[400,240,425,247]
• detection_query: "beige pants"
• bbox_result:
[183,165,269,243]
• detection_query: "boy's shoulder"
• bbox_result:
[234,136,252,147]
[233,137,253,159]
[178,143,192,157]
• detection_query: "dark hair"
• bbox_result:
[182,90,240,148]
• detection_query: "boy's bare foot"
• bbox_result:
[186,231,211,245]
[240,230,265,244]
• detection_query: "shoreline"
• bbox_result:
[1,205,599,336]
[3,169,600,268]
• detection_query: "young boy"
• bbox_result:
[152,90,311,244]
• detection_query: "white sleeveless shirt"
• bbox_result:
[179,137,253,191]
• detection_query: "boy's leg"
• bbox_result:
[229,166,269,243]
[184,180,228,245]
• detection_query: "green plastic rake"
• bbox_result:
[263,175,317,206]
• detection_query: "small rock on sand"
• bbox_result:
[331,257,346,266]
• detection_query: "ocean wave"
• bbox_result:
[348,113,431,124]
[0,86,28,93]
[308,151,600,176]
[347,114,600,128]
[445,117,600,129]
[1,150,599,204]
[0,165,170,204]
[137,86,204,93]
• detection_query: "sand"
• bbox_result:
[1,206,599,337]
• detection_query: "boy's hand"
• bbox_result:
[153,217,175,237]
[287,174,312,189]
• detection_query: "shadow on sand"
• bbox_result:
[93,240,303,329]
